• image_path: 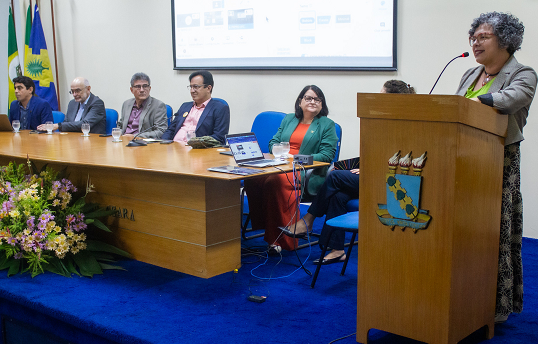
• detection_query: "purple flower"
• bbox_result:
[7,237,17,246]
[2,201,13,213]
[66,214,75,224]
[14,252,23,259]
[26,216,35,229]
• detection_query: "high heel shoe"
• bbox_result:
[278,225,312,239]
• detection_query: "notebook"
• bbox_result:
[207,166,265,176]
[0,114,14,132]
[225,132,288,168]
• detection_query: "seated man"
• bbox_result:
[38,77,106,134]
[161,70,229,144]
[118,72,167,139]
[9,76,53,130]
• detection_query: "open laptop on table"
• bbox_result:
[226,132,288,168]
[0,114,14,132]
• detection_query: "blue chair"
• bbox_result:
[105,109,118,135]
[52,111,65,124]
[241,111,287,240]
[166,105,173,127]
[213,98,228,106]
[311,211,359,288]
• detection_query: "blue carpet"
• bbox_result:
[0,208,537,343]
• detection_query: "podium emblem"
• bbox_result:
[376,151,432,233]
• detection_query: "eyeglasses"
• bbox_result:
[469,32,494,46]
[303,96,322,104]
[132,84,150,90]
[69,88,85,95]
[187,84,207,91]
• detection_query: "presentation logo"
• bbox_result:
[376,151,432,233]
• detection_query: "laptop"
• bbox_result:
[0,114,14,132]
[225,132,288,167]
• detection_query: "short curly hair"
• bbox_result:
[469,12,524,55]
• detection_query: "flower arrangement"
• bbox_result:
[0,160,130,277]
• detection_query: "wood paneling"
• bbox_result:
[356,94,504,344]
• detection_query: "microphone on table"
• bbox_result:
[126,118,168,147]
[429,52,469,94]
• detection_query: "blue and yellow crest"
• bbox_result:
[376,151,432,233]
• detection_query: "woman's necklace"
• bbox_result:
[482,70,500,86]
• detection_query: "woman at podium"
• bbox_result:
[243,85,338,254]
[456,12,537,323]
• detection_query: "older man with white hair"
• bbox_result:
[38,77,106,134]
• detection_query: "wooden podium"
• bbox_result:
[356,94,508,344]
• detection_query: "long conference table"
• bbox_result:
[0,131,327,278]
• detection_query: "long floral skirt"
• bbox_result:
[496,143,523,317]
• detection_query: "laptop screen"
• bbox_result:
[226,133,265,163]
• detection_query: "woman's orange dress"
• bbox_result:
[244,124,310,250]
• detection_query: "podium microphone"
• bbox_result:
[429,52,469,94]
[126,118,168,147]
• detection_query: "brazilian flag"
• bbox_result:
[8,5,22,112]
[24,4,58,111]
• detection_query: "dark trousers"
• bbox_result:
[308,170,359,250]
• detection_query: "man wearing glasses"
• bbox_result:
[161,70,230,144]
[38,77,106,134]
[117,73,167,139]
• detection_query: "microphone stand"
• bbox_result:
[429,52,469,94]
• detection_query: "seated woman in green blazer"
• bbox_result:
[244,85,337,253]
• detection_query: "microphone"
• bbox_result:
[429,52,469,94]
[126,118,168,147]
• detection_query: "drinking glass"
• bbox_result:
[45,121,53,134]
[280,141,290,160]
[81,123,90,136]
[12,120,20,133]
[112,128,122,142]
[272,143,283,160]
[186,130,195,141]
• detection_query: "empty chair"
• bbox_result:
[311,211,359,288]
[105,108,119,135]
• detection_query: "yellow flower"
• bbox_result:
[9,209,20,218]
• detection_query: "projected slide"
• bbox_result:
[172,0,396,70]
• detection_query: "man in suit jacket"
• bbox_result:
[161,70,229,144]
[118,73,167,139]
[39,77,106,134]
[9,76,53,130]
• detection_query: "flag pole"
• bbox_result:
[49,0,61,110]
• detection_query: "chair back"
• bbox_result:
[105,108,119,135]
[333,122,342,163]
[250,111,286,153]
[213,98,228,106]
[52,111,65,124]
[166,105,173,126]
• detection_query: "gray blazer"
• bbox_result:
[61,93,106,134]
[456,55,537,145]
[119,96,167,138]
